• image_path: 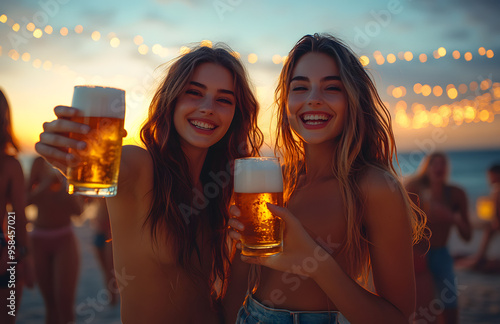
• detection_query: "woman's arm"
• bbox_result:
[230,169,416,323]
[453,187,472,241]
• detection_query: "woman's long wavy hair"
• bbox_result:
[274,34,426,283]
[407,152,449,189]
[0,89,19,156]
[140,45,263,298]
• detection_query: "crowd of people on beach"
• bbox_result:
[1,33,499,324]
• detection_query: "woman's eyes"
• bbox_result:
[186,89,233,105]
[291,85,342,92]
[186,89,202,96]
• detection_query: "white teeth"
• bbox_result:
[302,114,329,121]
[190,120,216,130]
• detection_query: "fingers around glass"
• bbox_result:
[228,218,244,231]
[229,205,241,217]
[42,119,90,134]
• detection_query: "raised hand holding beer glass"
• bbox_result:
[35,85,126,197]
[234,157,284,256]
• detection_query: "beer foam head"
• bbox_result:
[234,157,283,193]
[72,85,125,118]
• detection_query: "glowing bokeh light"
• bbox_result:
[464,52,472,61]
[478,47,486,56]
[21,52,30,62]
[404,51,413,61]
[272,54,282,64]
[392,87,403,98]
[447,88,458,99]
[0,15,7,23]
[12,23,20,32]
[133,35,143,45]
[248,53,258,64]
[413,83,422,94]
[419,53,427,63]
[200,40,212,48]
[433,86,443,97]
[438,47,446,57]
[452,50,460,59]
[480,79,491,91]
[138,44,149,55]
[486,50,494,58]
[75,25,83,33]
[60,27,68,36]
[470,81,478,91]
[44,25,53,34]
[33,28,42,38]
[359,55,369,66]
[422,85,432,96]
[8,49,19,61]
[42,60,52,71]
[26,22,35,31]
[32,58,41,68]
[110,37,120,48]
[458,84,468,94]
[387,53,396,63]
[91,31,101,41]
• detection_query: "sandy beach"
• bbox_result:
[10,221,500,324]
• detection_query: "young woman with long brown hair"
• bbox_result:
[35,44,263,323]
[228,34,427,323]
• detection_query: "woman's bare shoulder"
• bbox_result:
[115,145,153,198]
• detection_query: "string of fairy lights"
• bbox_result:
[1,12,499,130]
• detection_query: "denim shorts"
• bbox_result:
[427,246,458,309]
[236,294,347,324]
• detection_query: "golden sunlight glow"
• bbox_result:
[21,52,30,62]
[8,49,19,61]
[413,110,429,129]
[60,27,68,36]
[458,84,468,94]
[282,55,288,64]
[387,53,396,63]
[438,105,451,118]
[478,47,486,56]
[231,51,240,59]
[91,31,101,41]
[200,40,212,48]
[395,110,411,128]
[413,83,422,94]
[433,86,443,97]
[419,53,427,63]
[110,37,120,48]
[248,53,258,64]
[272,54,282,64]
[421,85,432,97]
[486,50,494,58]
[404,51,413,61]
[12,23,20,32]
[75,25,83,33]
[438,47,446,57]
[452,50,460,59]
[464,52,472,61]
[44,25,53,34]
[453,107,464,125]
[0,15,7,23]
[138,44,149,55]
[430,112,444,127]
[27,22,35,31]
[180,46,190,55]
[447,88,458,100]
[470,81,478,91]
[134,35,143,45]
[33,28,42,38]
[359,55,369,66]
[42,60,52,71]
[33,59,41,68]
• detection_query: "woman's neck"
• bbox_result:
[182,145,209,186]
[303,140,338,184]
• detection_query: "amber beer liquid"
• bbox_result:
[67,86,125,197]
[234,157,284,256]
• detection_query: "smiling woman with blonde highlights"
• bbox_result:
[227,34,427,324]
[35,44,263,323]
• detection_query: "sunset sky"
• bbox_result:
[1,0,499,156]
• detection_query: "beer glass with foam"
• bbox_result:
[234,157,284,256]
[67,85,125,197]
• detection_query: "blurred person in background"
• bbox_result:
[406,152,472,324]
[0,88,34,323]
[27,156,83,324]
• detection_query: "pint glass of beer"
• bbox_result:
[234,157,284,256]
[67,85,125,197]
